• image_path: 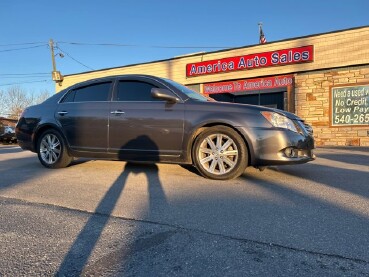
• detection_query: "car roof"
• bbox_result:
[63,74,167,93]
[74,74,163,85]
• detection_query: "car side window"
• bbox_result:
[116,81,160,101]
[62,90,75,103]
[63,82,112,103]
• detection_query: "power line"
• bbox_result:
[0,42,46,47]
[56,46,94,70]
[0,73,49,76]
[0,44,47,53]
[1,41,235,49]
[1,76,50,79]
[0,73,50,80]
[57,41,234,49]
[0,80,51,87]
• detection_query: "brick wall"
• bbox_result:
[0,117,17,127]
[295,66,369,146]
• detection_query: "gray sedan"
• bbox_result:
[16,75,315,180]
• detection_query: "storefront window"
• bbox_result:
[186,84,200,93]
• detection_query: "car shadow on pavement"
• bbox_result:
[0,145,23,154]
[268,158,369,200]
[315,147,369,167]
[180,164,202,176]
[69,157,94,167]
[56,136,169,276]
[239,171,369,262]
[0,153,46,191]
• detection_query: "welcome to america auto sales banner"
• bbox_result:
[186,45,314,77]
[203,75,293,94]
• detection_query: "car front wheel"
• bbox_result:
[37,129,72,169]
[192,126,248,180]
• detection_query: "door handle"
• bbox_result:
[110,110,125,115]
[58,111,68,116]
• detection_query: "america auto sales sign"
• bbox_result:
[186,45,314,77]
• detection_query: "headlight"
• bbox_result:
[261,111,298,133]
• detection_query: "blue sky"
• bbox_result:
[1,0,368,94]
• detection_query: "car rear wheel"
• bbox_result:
[37,129,72,168]
[192,126,248,180]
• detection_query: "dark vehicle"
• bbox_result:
[0,126,17,144]
[16,75,314,180]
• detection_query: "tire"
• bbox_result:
[37,129,73,169]
[192,126,248,180]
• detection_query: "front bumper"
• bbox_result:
[237,127,315,166]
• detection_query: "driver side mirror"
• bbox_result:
[151,88,180,104]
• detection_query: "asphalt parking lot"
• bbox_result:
[0,144,368,276]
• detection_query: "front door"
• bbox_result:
[108,78,184,161]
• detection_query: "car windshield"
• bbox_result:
[164,78,209,102]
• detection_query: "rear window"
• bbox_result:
[62,82,112,102]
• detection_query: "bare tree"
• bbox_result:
[33,89,51,104]
[6,86,30,119]
[1,86,52,119]
[0,90,7,117]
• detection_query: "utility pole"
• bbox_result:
[49,39,63,83]
[49,39,57,72]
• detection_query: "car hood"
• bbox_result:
[191,100,302,121]
[270,108,302,121]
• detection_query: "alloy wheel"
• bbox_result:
[39,133,61,165]
[197,133,239,175]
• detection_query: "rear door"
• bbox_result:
[108,77,184,160]
[56,81,112,152]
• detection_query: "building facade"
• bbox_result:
[57,26,369,146]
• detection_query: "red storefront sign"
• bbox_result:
[203,75,293,94]
[186,45,313,77]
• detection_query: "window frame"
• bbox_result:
[60,79,114,103]
[115,80,160,102]
[112,76,182,103]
